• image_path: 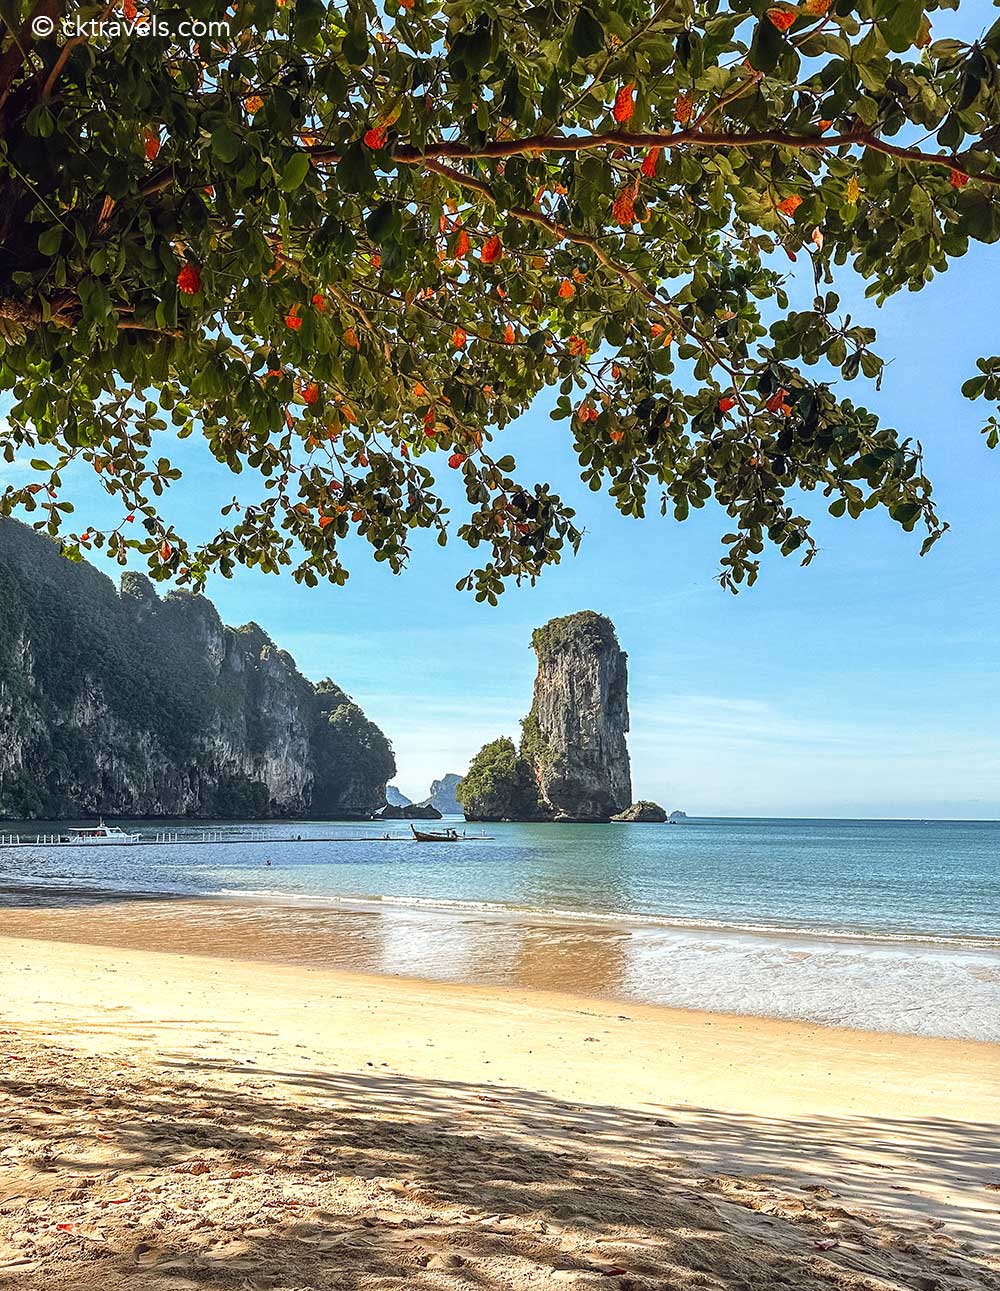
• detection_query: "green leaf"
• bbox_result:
[211,125,241,163]
[569,8,604,57]
[749,17,784,74]
[278,152,311,191]
[37,226,62,256]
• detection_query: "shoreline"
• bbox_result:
[1,889,998,1043]
[3,875,999,953]
[3,930,999,1114]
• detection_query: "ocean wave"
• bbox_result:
[207,887,1000,952]
[2,871,998,953]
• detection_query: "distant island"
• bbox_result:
[377,775,463,822]
[0,519,393,820]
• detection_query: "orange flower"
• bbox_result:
[558,279,575,299]
[481,234,502,263]
[312,292,326,311]
[950,168,970,188]
[318,513,334,529]
[300,381,319,405]
[641,147,661,178]
[285,305,302,330]
[776,193,803,216]
[363,126,388,149]
[244,95,264,114]
[144,128,160,161]
[177,264,201,294]
[454,228,470,258]
[718,396,737,413]
[343,326,360,349]
[400,0,414,8]
[504,324,515,345]
[612,82,635,124]
[610,430,624,442]
[123,0,137,20]
[802,0,831,13]
[767,8,796,32]
[674,93,693,126]
[448,452,467,468]
[413,381,427,397]
[452,326,467,349]
[159,540,173,561]
[567,335,588,358]
[765,387,788,413]
[612,185,636,226]
[818,119,833,132]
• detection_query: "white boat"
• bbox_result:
[59,821,142,844]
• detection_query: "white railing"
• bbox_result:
[0,833,64,846]
[0,828,274,847]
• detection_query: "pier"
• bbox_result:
[0,829,491,849]
[0,830,407,849]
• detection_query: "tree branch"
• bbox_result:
[308,128,1000,186]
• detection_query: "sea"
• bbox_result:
[1,816,997,1041]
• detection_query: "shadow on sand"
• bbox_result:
[1,1038,997,1290]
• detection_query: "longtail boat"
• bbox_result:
[410,825,461,842]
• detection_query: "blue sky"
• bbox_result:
[6,239,1000,818]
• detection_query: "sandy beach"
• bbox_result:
[1,906,998,1291]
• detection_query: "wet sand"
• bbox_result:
[2,887,998,1041]
[1,912,999,1290]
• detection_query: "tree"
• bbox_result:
[1,0,998,600]
[456,736,542,821]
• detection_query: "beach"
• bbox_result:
[1,907,998,1290]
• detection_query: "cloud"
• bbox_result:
[627,692,1000,817]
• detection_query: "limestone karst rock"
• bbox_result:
[416,773,463,815]
[521,612,632,822]
[612,800,667,823]
[0,519,393,819]
[458,612,633,823]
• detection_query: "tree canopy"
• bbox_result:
[1,0,999,599]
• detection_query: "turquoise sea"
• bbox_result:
[1,816,998,1041]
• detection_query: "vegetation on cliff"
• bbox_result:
[310,680,396,819]
[529,612,621,666]
[456,738,543,823]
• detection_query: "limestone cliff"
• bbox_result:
[0,519,393,819]
[522,612,631,821]
[458,612,632,823]
[417,774,463,815]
